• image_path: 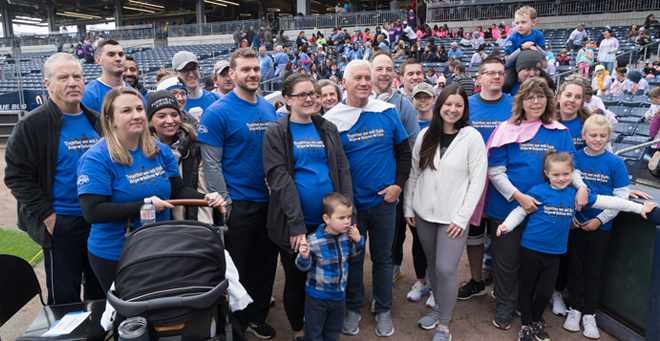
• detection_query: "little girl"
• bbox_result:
[496,151,656,341]
[557,49,570,66]
[576,40,594,77]
[426,67,438,85]
[564,115,632,338]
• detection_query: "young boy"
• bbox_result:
[644,87,660,120]
[296,193,364,341]
[557,48,570,66]
[325,61,343,81]
[503,6,547,92]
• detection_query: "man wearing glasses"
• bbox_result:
[171,51,219,117]
[459,56,514,302]
[156,76,199,127]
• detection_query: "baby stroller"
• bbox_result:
[107,200,238,341]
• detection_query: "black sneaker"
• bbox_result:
[247,322,276,339]
[458,279,487,300]
[533,321,550,341]
[493,314,511,330]
[519,325,534,341]
[482,267,493,285]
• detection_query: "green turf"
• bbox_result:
[0,228,43,266]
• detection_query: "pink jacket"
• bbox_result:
[650,115,660,148]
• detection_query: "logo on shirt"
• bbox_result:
[543,203,574,223]
[126,165,168,190]
[519,139,554,157]
[471,118,502,133]
[198,125,209,134]
[347,126,385,146]
[65,134,99,155]
[246,118,272,138]
[572,135,585,148]
[505,41,513,48]
[581,168,610,186]
[77,175,89,186]
[294,137,326,155]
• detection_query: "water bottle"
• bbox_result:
[140,198,156,225]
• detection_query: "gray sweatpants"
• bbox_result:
[490,217,526,318]
[416,215,469,326]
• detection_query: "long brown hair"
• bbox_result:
[556,78,591,125]
[101,87,159,166]
[510,77,557,125]
[419,84,469,171]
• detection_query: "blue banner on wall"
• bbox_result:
[0,90,49,116]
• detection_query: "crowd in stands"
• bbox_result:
[5,5,660,341]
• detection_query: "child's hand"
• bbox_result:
[571,216,582,229]
[640,202,658,219]
[581,218,602,231]
[348,224,361,243]
[299,240,310,260]
[496,224,508,237]
[521,41,534,50]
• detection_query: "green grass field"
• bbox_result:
[0,228,43,266]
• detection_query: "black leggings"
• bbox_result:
[280,224,317,332]
[88,251,119,296]
[519,246,561,326]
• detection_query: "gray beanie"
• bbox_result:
[516,50,543,74]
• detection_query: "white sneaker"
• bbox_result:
[582,314,600,339]
[551,291,567,316]
[407,280,430,302]
[563,308,582,332]
[426,291,436,308]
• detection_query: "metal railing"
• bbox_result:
[427,0,660,22]
[88,24,167,45]
[17,33,85,47]
[279,10,407,31]
[168,20,266,38]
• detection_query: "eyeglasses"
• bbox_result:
[290,91,319,100]
[178,65,200,76]
[523,95,547,102]
[169,90,189,98]
[481,71,505,77]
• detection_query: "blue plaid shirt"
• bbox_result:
[295,224,364,301]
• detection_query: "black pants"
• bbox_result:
[279,224,317,332]
[43,215,104,304]
[392,191,427,279]
[554,252,569,292]
[567,227,611,314]
[88,251,119,295]
[519,246,561,326]
[226,200,277,330]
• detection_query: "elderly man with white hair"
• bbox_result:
[324,60,412,337]
[273,45,290,77]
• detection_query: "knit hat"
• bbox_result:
[146,90,180,121]
[412,83,435,98]
[594,65,605,73]
[516,50,542,73]
[628,70,643,83]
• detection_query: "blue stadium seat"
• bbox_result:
[609,106,630,117]
[613,122,636,136]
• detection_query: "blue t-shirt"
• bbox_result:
[561,117,586,150]
[574,149,630,230]
[197,91,276,202]
[379,42,390,53]
[53,113,100,216]
[388,28,398,43]
[504,29,546,66]
[290,122,335,225]
[448,49,463,60]
[77,139,180,261]
[81,79,146,113]
[468,94,514,144]
[418,118,431,131]
[510,82,521,95]
[521,182,597,254]
[185,89,219,115]
[259,54,274,80]
[338,107,408,211]
[300,53,312,72]
[486,126,576,220]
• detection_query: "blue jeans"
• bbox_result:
[601,61,614,75]
[346,198,397,314]
[234,43,241,51]
[304,294,344,341]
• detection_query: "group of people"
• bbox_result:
[5,6,659,341]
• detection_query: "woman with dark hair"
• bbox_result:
[484,28,493,40]
[456,27,465,39]
[263,74,353,341]
[281,61,294,82]
[296,31,307,48]
[485,77,588,331]
[645,14,659,30]
[404,84,487,341]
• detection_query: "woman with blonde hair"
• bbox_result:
[77,87,225,293]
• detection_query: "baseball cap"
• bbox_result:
[214,60,230,75]
[451,42,458,46]
[412,83,435,98]
[403,21,408,25]
[157,76,187,92]
[172,51,198,71]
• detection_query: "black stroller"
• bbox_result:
[107,200,242,341]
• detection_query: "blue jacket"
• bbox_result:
[296,224,364,300]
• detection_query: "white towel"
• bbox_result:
[323,98,395,132]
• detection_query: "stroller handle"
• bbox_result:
[166,199,228,214]
[107,278,229,318]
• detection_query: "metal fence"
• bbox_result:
[427,0,660,22]
[168,20,266,38]
[88,24,167,45]
[16,33,84,47]
[279,10,407,30]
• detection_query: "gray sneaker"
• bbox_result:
[342,310,361,335]
[418,307,442,330]
[375,310,394,337]
[432,327,452,341]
